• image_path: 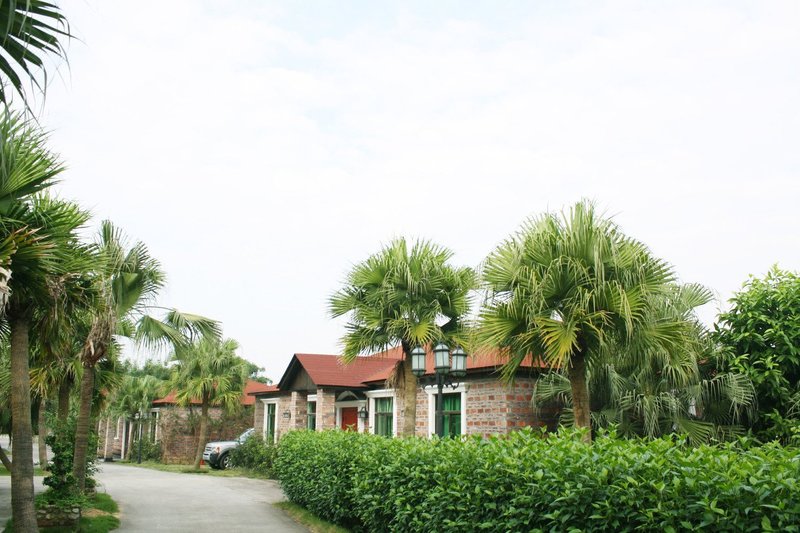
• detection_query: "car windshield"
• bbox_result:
[238,428,254,442]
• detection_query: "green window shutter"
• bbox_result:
[266,403,276,442]
[442,393,461,438]
[307,401,316,430]
[374,397,393,437]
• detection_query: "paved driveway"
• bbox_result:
[1,463,306,532]
[95,463,307,532]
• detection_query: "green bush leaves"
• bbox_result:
[276,429,800,532]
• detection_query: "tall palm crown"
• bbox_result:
[479,201,676,437]
[168,336,249,469]
[0,111,65,311]
[168,337,249,411]
[330,238,476,436]
[0,1,70,109]
[330,238,477,359]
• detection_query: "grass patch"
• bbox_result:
[118,460,271,479]
[89,493,118,514]
[2,493,120,533]
[276,502,351,533]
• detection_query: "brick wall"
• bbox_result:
[254,400,265,435]
[415,388,429,437]
[465,376,539,436]
[157,406,254,464]
[289,391,308,430]
[276,395,292,439]
[316,388,336,430]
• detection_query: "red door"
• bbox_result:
[340,407,358,431]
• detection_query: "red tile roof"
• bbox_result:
[153,379,277,407]
[292,352,402,388]
[360,346,547,384]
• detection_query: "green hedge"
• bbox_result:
[275,429,800,532]
[229,434,277,476]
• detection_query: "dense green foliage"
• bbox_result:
[229,434,277,476]
[716,267,800,444]
[478,201,733,438]
[277,430,800,532]
[38,417,97,514]
[330,238,477,436]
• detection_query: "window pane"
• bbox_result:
[376,397,392,413]
[442,394,460,412]
[266,404,276,442]
[442,393,461,437]
[374,397,393,436]
[307,401,316,431]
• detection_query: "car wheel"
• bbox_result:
[219,454,232,470]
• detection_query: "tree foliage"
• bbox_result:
[0,0,70,110]
[715,266,800,443]
[329,237,476,436]
[478,200,684,437]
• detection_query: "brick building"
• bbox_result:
[97,379,276,463]
[251,347,557,442]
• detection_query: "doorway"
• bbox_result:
[340,407,358,431]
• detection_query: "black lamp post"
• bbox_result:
[411,343,466,437]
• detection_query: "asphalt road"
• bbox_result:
[1,463,307,532]
[95,463,307,532]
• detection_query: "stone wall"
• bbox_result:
[37,505,80,528]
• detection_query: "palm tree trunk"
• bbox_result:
[125,421,134,461]
[401,346,417,437]
[72,364,95,491]
[9,316,38,532]
[568,352,592,443]
[103,417,113,461]
[38,398,48,470]
[193,396,209,469]
[57,379,70,422]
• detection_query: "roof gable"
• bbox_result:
[276,351,403,390]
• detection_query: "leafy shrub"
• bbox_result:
[131,437,162,462]
[276,429,800,532]
[229,434,277,476]
[43,416,97,503]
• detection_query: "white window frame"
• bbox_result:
[149,408,161,442]
[261,398,279,443]
[425,384,467,438]
[364,389,397,437]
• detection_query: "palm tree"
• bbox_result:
[72,221,218,490]
[478,201,677,441]
[532,285,756,443]
[167,336,249,469]
[0,0,70,109]
[330,238,477,437]
[3,195,88,532]
[106,373,163,461]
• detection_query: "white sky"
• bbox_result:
[40,1,800,382]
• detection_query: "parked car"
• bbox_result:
[202,428,254,470]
